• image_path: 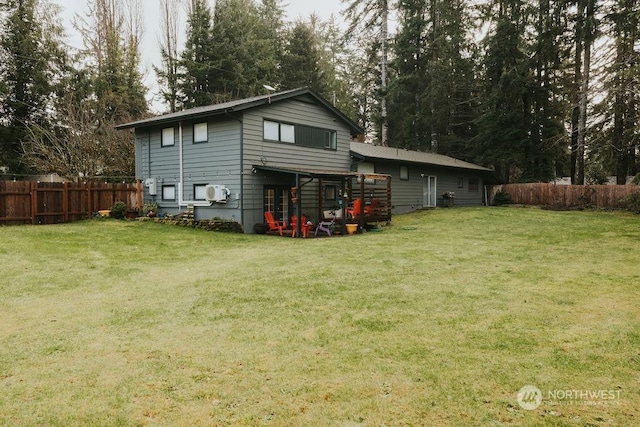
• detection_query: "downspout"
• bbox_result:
[178,120,211,208]
[224,110,244,230]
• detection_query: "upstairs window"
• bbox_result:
[193,122,208,143]
[264,121,280,141]
[263,120,337,150]
[161,127,175,147]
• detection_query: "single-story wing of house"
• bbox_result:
[117,87,495,234]
[350,142,497,213]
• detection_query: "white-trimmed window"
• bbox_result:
[162,185,176,201]
[193,122,208,143]
[194,184,207,201]
[161,127,175,147]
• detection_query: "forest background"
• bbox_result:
[0,0,638,185]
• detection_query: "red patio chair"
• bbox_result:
[364,198,380,215]
[346,198,362,218]
[264,211,287,236]
[290,215,310,238]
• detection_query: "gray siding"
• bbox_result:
[135,131,150,179]
[241,97,353,228]
[136,119,243,224]
[372,161,485,213]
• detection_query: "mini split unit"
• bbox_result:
[205,184,230,203]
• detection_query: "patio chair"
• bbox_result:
[290,215,310,238]
[264,211,287,236]
[346,199,362,218]
[364,198,380,216]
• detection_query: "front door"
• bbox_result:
[264,186,290,222]
[423,176,437,207]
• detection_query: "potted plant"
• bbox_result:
[143,202,159,218]
[345,223,358,235]
[254,223,268,234]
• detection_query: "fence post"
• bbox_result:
[87,181,92,216]
[136,180,143,209]
[30,181,37,225]
[63,182,69,222]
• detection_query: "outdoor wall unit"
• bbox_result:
[205,184,230,203]
[144,178,157,196]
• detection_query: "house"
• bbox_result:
[116,87,391,234]
[350,142,496,213]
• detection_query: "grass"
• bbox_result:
[0,207,639,426]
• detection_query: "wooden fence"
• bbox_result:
[0,180,143,225]
[488,183,639,209]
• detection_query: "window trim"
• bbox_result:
[324,185,337,201]
[193,184,208,201]
[161,127,175,147]
[162,185,176,201]
[263,119,337,150]
[193,122,208,144]
[457,177,464,188]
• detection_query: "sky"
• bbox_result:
[55,0,348,112]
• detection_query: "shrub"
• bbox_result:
[110,201,127,219]
[492,191,512,206]
[143,202,159,216]
[620,191,640,214]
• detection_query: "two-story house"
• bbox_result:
[117,87,494,234]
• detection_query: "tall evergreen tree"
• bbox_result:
[0,0,67,173]
[472,0,531,183]
[519,0,569,181]
[595,0,639,184]
[387,0,477,157]
[178,0,216,107]
[256,0,286,89]
[317,14,358,120]
[208,0,264,100]
[280,20,328,94]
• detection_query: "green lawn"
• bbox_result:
[1,207,638,426]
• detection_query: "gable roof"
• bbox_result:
[116,87,363,135]
[350,142,493,172]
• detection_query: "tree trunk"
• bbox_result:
[571,0,584,184]
[380,0,389,146]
